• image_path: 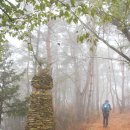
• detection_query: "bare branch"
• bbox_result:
[0,6,13,22]
[57,0,130,63]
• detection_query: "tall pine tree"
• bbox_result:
[0,44,27,127]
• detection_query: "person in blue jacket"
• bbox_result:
[102,100,111,128]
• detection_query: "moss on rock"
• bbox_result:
[25,69,55,130]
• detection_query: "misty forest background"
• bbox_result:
[0,0,130,130]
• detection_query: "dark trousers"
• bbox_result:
[103,112,109,127]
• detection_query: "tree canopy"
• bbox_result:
[0,0,130,62]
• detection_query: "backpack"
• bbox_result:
[102,103,110,112]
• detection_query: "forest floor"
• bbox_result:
[78,112,130,130]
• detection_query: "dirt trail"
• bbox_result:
[80,112,130,130]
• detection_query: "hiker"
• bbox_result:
[102,100,111,128]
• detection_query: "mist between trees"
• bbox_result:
[0,0,130,130]
[1,20,130,130]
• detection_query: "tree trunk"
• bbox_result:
[46,21,52,66]
[34,26,41,75]
[83,48,96,121]
[0,102,3,129]
[95,57,100,115]
[108,50,115,112]
[26,50,31,95]
[121,61,125,112]
[111,60,121,111]
[86,61,94,121]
